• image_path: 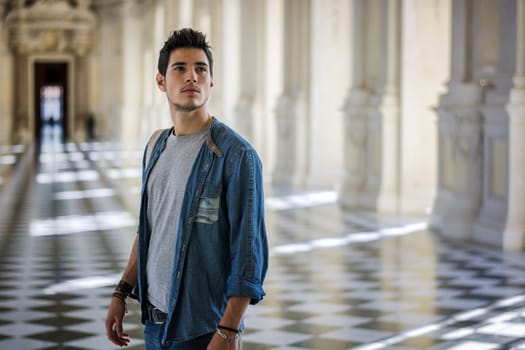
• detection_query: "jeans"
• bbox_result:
[144,322,213,350]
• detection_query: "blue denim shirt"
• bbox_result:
[136,118,268,343]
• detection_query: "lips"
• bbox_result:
[181,86,200,93]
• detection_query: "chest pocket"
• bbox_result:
[195,189,221,224]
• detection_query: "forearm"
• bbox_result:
[219,296,250,329]
[121,235,139,286]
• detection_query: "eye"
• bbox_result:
[173,66,184,72]
[196,66,207,73]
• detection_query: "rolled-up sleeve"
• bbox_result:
[225,148,269,304]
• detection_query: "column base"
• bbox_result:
[360,190,399,213]
[472,199,507,248]
[503,220,525,251]
[430,190,478,240]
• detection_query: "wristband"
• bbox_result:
[115,280,133,297]
[217,324,240,334]
[112,291,126,302]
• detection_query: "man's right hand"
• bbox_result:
[105,297,130,347]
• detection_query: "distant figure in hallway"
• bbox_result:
[86,113,96,140]
[104,28,269,350]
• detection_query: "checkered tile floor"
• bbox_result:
[1,126,525,350]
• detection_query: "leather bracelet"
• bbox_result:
[217,324,240,334]
[112,291,126,302]
[111,292,128,314]
[115,280,133,297]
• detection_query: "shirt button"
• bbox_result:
[177,271,181,279]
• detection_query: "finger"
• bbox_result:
[109,332,129,347]
[106,321,121,344]
[119,333,130,347]
[105,318,114,338]
[107,321,128,346]
[112,317,123,337]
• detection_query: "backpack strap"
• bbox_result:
[145,129,166,167]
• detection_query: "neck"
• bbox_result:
[170,108,211,136]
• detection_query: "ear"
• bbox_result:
[210,78,214,88]
[156,73,166,92]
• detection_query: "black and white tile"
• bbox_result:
[0,128,524,350]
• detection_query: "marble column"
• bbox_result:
[234,97,255,142]
[6,9,31,145]
[234,0,262,145]
[272,95,298,188]
[360,0,401,212]
[503,0,525,251]
[306,0,349,188]
[431,0,484,239]
[13,54,30,144]
[0,0,12,145]
[472,0,515,248]
[272,0,310,189]
[120,1,143,145]
[74,56,89,141]
[339,88,369,209]
[398,0,451,213]
[95,4,123,141]
[339,0,368,209]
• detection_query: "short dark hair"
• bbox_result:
[157,28,214,77]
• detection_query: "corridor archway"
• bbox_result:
[34,62,69,141]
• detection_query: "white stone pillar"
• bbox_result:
[272,0,310,189]
[234,0,262,145]
[263,0,284,177]
[339,88,369,209]
[234,97,255,142]
[472,0,513,247]
[120,1,144,145]
[399,0,451,213]
[339,0,368,209]
[361,0,401,212]
[140,0,165,140]
[96,4,123,141]
[74,56,89,141]
[13,54,30,144]
[0,0,13,145]
[272,95,298,188]
[306,0,349,188]
[503,0,525,251]
[219,0,240,128]
[431,0,484,239]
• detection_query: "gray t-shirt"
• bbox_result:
[146,127,209,312]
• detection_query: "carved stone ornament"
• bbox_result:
[5,0,96,56]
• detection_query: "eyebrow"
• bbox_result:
[171,61,209,68]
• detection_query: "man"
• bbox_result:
[105,28,269,350]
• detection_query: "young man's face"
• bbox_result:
[156,47,214,112]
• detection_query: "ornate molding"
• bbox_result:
[5,0,96,56]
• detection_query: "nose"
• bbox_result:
[185,69,197,82]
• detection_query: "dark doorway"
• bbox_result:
[34,63,68,141]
